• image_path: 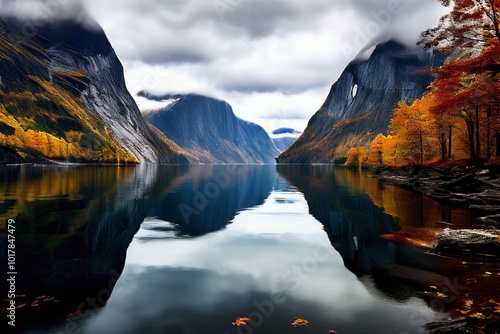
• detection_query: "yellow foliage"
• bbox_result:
[368,133,387,166]
[345,147,367,168]
[0,77,139,163]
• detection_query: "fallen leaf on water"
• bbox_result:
[485,272,492,275]
[429,286,438,290]
[291,317,309,328]
[232,317,250,327]
[328,330,337,334]
[436,292,448,298]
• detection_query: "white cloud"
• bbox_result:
[2,0,450,132]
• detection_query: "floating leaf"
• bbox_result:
[485,272,493,275]
[430,286,438,290]
[328,330,337,334]
[232,317,250,327]
[437,292,448,298]
[291,317,309,328]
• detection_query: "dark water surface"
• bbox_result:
[0,164,492,334]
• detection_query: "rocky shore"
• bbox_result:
[374,163,500,229]
[374,163,500,333]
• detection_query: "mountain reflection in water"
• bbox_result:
[0,164,484,334]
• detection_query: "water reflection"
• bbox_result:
[148,165,276,236]
[277,165,475,302]
[0,165,181,331]
[0,164,478,333]
[0,164,277,331]
[83,181,442,334]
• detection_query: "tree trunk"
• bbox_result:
[419,129,424,165]
[465,117,475,159]
[475,104,480,159]
[441,134,446,161]
[440,131,446,161]
[448,125,452,159]
[487,106,491,160]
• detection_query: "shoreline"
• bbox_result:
[372,162,500,229]
[372,162,500,333]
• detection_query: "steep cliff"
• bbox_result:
[142,92,280,164]
[278,41,445,163]
[0,15,188,164]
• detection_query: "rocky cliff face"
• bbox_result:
[0,15,187,164]
[142,92,280,164]
[278,41,445,163]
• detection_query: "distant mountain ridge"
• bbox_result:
[142,92,280,164]
[278,40,446,163]
[0,14,187,164]
[270,127,302,152]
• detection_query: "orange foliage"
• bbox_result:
[419,1,500,161]
[380,99,439,166]
[345,147,367,168]
[368,133,387,166]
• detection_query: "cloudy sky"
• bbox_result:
[4,0,450,132]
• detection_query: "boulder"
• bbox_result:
[431,228,500,260]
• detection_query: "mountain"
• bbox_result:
[277,41,445,163]
[0,14,188,164]
[270,127,302,152]
[142,92,280,164]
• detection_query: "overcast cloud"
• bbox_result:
[2,0,449,132]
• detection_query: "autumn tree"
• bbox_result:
[368,133,387,166]
[420,0,500,160]
[420,0,500,53]
[345,147,367,168]
[388,100,438,165]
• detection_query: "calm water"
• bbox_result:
[0,164,484,334]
